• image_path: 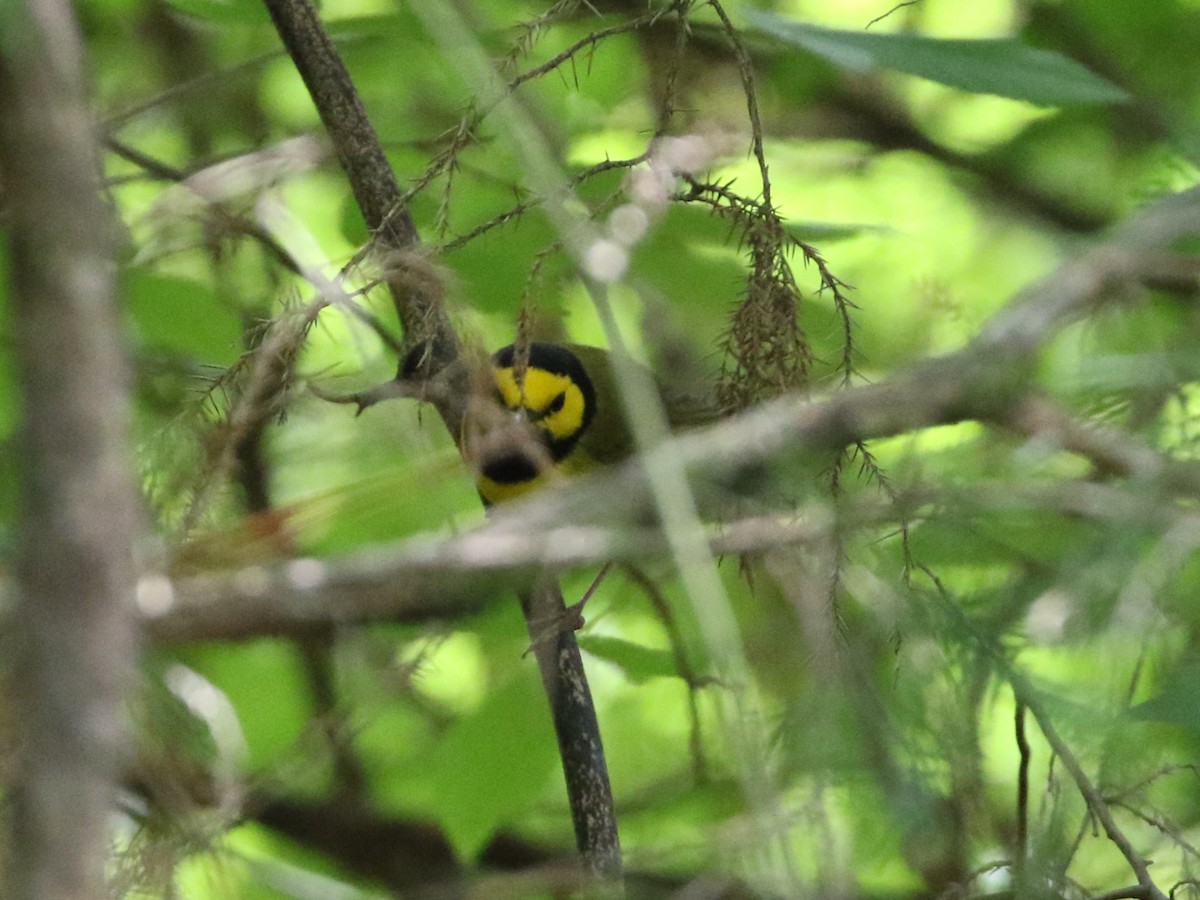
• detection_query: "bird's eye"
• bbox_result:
[548,392,566,414]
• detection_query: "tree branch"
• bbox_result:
[136,182,1200,645]
[259,0,621,877]
[1012,668,1167,900]
[0,1,140,895]
[918,556,1169,898]
[141,513,835,643]
[259,0,463,423]
[499,184,1200,538]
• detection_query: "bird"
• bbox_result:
[470,341,712,506]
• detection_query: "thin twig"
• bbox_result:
[1090,886,1160,900]
[380,9,664,248]
[707,0,772,208]
[918,565,1168,900]
[438,152,651,254]
[1109,800,1200,861]
[509,15,662,93]
[103,49,282,131]
[104,136,306,277]
[866,0,920,29]
[1016,701,1030,869]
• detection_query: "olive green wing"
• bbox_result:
[568,343,718,467]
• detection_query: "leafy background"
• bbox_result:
[7,0,1200,897]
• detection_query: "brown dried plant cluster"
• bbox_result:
[405,0,852,418]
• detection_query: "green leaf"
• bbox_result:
[786,221,893,243]
[1129,661,1200,734]
[161,0,271,24]
[175,642,312,774]
[427,671,559,860]
[578,635,680,684]
[747,11,1129,107]
[126,271,243,365]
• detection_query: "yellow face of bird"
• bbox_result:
[493,366,588,449]
[475,344,597,505]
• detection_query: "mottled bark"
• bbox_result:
[0,1,140,897]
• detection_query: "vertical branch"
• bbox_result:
[1015,700,1030,870]
[0,0,140,896]
[261,0,622,881]
[521,583,621,879]
[260,0,417,252]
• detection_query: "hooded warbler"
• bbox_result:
[471,342,711,506]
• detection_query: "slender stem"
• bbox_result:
[918,564,1167,898]
[1011,669,1166,899]
[1015,701,1030,871]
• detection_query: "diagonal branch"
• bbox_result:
[138,184,1200,646]
[260,0,463,426]
[1008,669,1167,900]
[918,560,1169,899]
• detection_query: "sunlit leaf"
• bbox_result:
[747,11,1129,106]
[1129,661,1200,734]
[162,0,271,25]
[426,671,559,859]
[578,634,681,684]
[786,220,893,243]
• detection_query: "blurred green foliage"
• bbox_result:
[6,0,1200,897]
